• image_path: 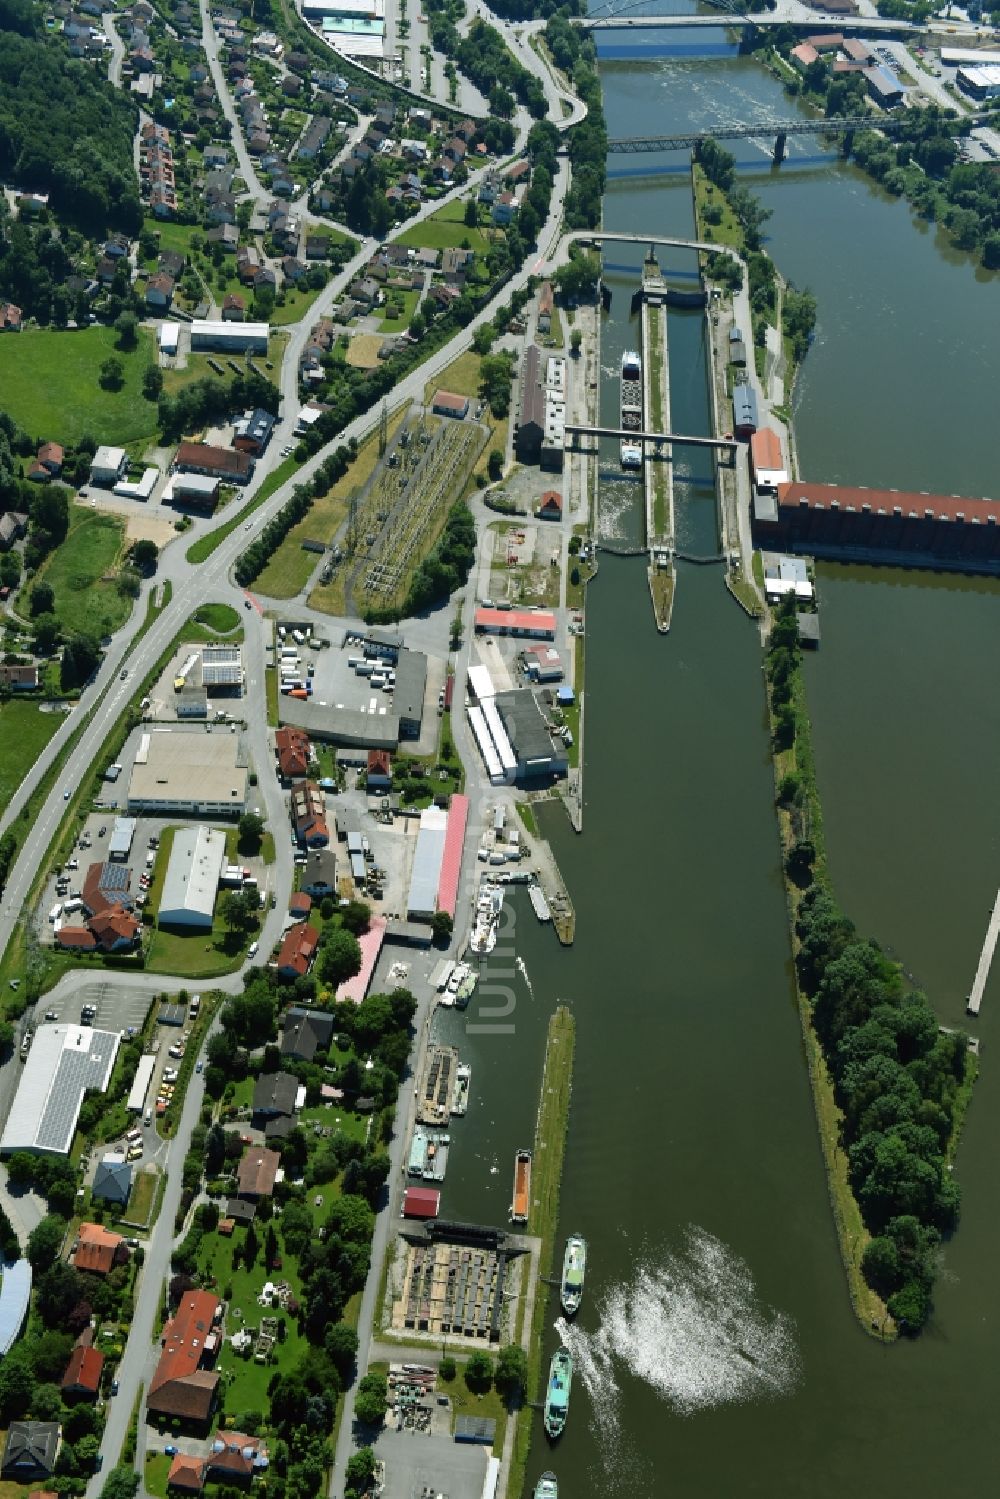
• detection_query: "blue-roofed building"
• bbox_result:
[92,1152,133,1207]
[733,383,758,439]
[233,407,276,457]
[0,1260,32,1355]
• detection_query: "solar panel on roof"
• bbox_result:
[100,863,130,892]
[202,664,242,685]
[202,646,240,664]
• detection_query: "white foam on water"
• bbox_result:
[558,1227,800,1469]
[516,955,534,997]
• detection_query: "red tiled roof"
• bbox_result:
[750,428,784,473]
[276,922,319,977]
[56,927,97,950]
[167,1454,206,1491]
[89,907,140,950]
[148,1290,221,1421]
[436,793,468,919]
[76,1222,125,1275]
[475,607,556,637]
[776,482,1000,524]
[174,442,253,480]
[288,892,312,915]
[276,726,310,779]
[367,749,392,778]
[538,490,562,514]
[236,1146,280,1197]
[61,1344,104,1394]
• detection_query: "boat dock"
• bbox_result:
[529,883,551,922]
[416,1045,458,1126]
[407,1127,451,1182]
[640,253,676,630]
[967,886,1000,1015]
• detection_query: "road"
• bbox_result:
[102,11,125,88]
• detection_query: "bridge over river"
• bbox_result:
[577,10,916,31]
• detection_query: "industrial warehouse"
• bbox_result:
[1,1025,121,1156]
[158,825,227,927]
[127,732,249,816]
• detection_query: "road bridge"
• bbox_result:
[578,11,916,31]
[606,113,989,163]
[565,423,738,451]
[967,887,1000,1016]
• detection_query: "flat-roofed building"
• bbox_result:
[190,319,269,353]
[90,446,129,485]
[159,825,226,927]
[393,648,426,739]
[495,688,568,783]
[173,442,254,485]
[1,1025,121,1156]
[128,733,248,816]
[407,806,448,919]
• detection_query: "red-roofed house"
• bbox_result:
[146,1290,221,1425]
[276,923,319,979]
[288,891,313,921]
[75,1223,128,1276]
[89,908,140,952]
[536,490,562,521]
[167,1454,206,1492]
[290,781,329,846]
[206,1432,269,1483]
[61,1345,104,1399]
[275,726,310,780]
[236,1146,280,1199]
[37,442,64,476]
[56,927,98,951]
[366,749,392,792]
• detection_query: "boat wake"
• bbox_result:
[516,955,534,997]
[557,1226,799,1466]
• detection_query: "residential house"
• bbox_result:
[95,256,118,286]
[75,1223,128,1275]
[253,266,277,293]
[146,1290,221,1425]
[159,249,186,280]
[281,73,302,96]
[430,159,453,184]
[167,1454,206,1493]
[271,169,295,199]
[478,174,498,205]
[82,861,134,917]
[236,247,262,284]
[299,848,337,899]
[288,892,313,922]
[222,293,246,322]
[454,118,477,144]
[348,276,379,309]
[203,144,229,168]
[492,191,518,226]
[204,1433,269,1485]
[536,489,563,520]
[88,908,141,952]
[233,408,275,456]
[103,234,130,259]
[275,726,311,779]
[366,749,392,791]
[173,442,254,484]
[252,1071,299,1122]
[0,664,39,689]
[61,1345,104,1401]
[1,1424,61,1482]
[505,159,530,186]
[275,924,320,980]
[92,1152,132,1206]
[281,1004,334,1063]
[207,224,239,254]
[205,194,237,226]
[236,1146,280,1199]
[145,272,174,310]
[282,256,308,285]
[36,442,64,477]
[443,137,467,164]
[297,117,331,159]
[305,233,331,261]
[0,302,23,332]
[291,781,329,845]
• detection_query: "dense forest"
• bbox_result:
[768,600,968,1333]
[0,27,141,232]
[544,13,607,231]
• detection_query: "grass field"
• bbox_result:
[396,199,492,253]
[120,1166,159,1228]
[377,288,420,331]
[25,504,132,639]
[143,1454,170,1499]
[0,327,158,446]
[194,602,241,634]
[252,481,350,599]
[0,702,63,816]
[145,826,253,977]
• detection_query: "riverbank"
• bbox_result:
[510,1004,575,1499]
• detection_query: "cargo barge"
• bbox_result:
[620,349,643,469]
[417,1045,457,1126]
[510,1147,532,1224]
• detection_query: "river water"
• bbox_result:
[435,27,1000,1498]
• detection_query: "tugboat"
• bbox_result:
[533,1474,558,1499]
[560,1234,587,1317]
[543,1349,573,1439]
[451,1062,471,1116]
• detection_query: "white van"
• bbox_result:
[49,903,63,924]
[144,1108,152,1126]
[63,898,84,915]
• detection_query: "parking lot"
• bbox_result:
[373,1429,489,1499]
[308,641,448,758]
[38,977,154,1036]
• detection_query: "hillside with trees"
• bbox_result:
[0,27,141,233]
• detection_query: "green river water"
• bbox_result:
[435,31,1000,1497]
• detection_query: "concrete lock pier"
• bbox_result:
[639,254,676,631]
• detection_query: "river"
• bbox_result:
[436,25,1000,1498]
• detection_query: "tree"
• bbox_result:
[27,1214,65,1272]
[60,631,100,689]
[494,1344,527,1400]
[319,928,362,988]
[221,888,256,937]
[345,1449,376,1499]
[439,1356,456,1382]
[33,613,60,654]
[29,580,54,616]
[238,812,265,854]
[100,1468,140,1499]
[464,199,478,228]
[431,910,453,943]
[465,1351,493,1393]
[130,537,158,572]
[205,1122,226,1176]
[570,328,582,356]
[142,365,163,400]
[0,1344,35,1420]
[99,355,125,390]
[114,311,138,348]
[487,449,503,482]
[324,1322,358,1382]
[29,1328,73,1383]
[354,1371,387,1427]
